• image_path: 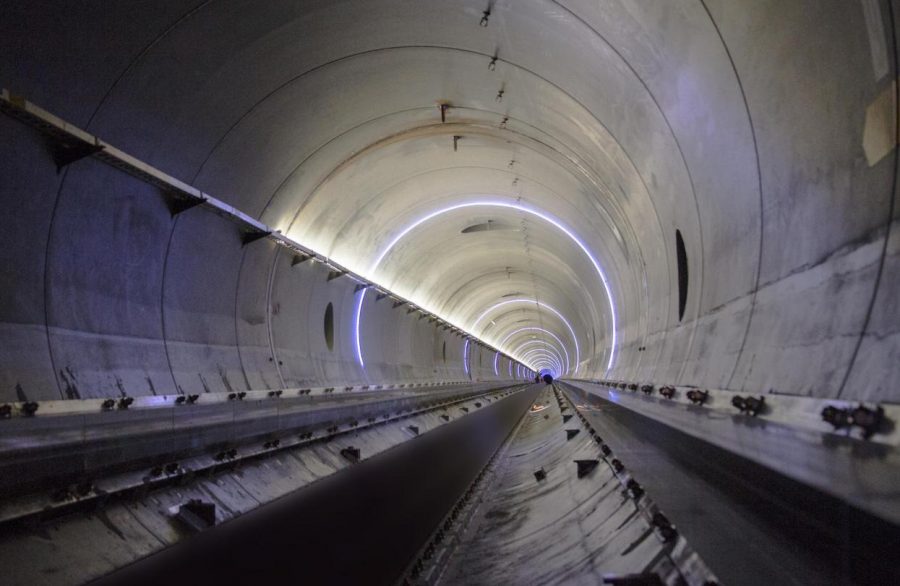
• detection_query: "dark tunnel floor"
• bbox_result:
[560,383,900,586]
[440,384,685,585]
[80,380,900,586]
[88,385,541,586]
[1,1,899,584]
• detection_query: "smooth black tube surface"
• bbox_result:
[92,385,540,586]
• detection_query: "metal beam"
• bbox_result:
[0,89,519,367]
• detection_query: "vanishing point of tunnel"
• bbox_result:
[1,1,899,585]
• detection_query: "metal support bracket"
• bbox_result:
[0,90,525,377]
[241,229,272,246]
[49,138,104,172]
[175,499,216,532]
[165,192,206,217]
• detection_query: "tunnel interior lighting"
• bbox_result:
[510,340,565,369]
[463,338,470,376]
[470,298,580,375]
[354,199,617,375]
[498,326,571,376]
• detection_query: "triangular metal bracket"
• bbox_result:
[565,429,580,441]
[291,254,312,267]
[49,138,104,172]
[176,499,216,532]
[340,446,361,463]
[242,229,272,246]
[166,193,205,217]
[575,459,599,478]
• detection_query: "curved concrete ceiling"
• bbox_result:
[1,0,896,400]
[2,3,899,585]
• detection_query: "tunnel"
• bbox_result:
[1,1,899,585]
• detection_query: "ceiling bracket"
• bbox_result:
[241,229,272,246]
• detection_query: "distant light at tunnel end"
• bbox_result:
[354,200,617,374]
[354,199,617,377]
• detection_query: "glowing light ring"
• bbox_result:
[525,355,560,371]
[521,348,559,361]
[518,351,563,373]
[527,360,560,378]
[510,339,566,365]
[528,354,561,372]
[472,299,579,375]
[535,366,556,377]
[511,340,565,373]
[355,200,617,375]
[520,349,562,374]
[463,338,470,376]
[497,327,571,376]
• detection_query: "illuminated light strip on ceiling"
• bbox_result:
[463,338,470,376]
[353,289,368,368]
[355,200,617,374]
[535,365,556,376]
[521,348,559,362]
[520,349,562,373]
[517,351,562,376]
[511,340,565,373]
[519,353,562,373]
[471,299,580,374]
[510,338,565,362]
[497,327,571,376]
[527,360,560,378]
[520,357,559,372]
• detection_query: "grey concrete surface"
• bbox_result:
[1,0,897,402]
[561,382,900,585]
[1,1,899,584]
[0,385,530,586]
[441,385,715,585]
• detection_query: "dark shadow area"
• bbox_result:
[90,386,540,586]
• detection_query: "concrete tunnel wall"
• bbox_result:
[0,1,898,404]
[0,117,521,400]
